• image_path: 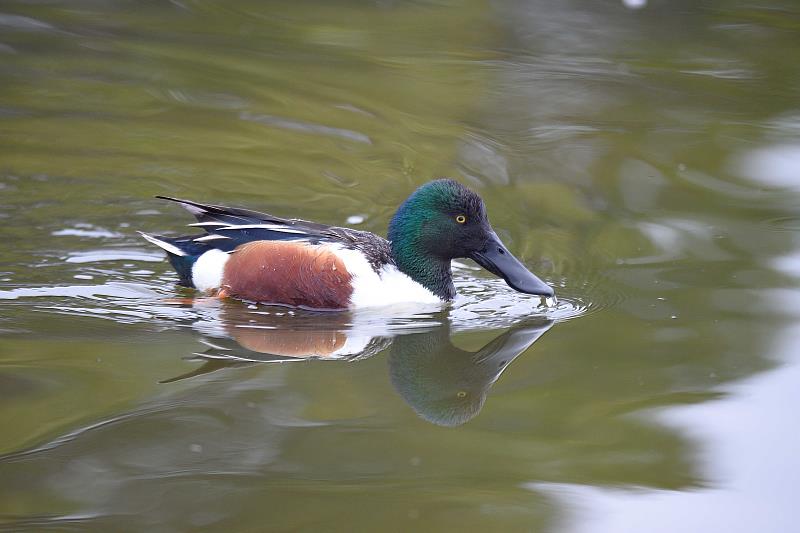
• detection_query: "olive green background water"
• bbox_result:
[2,1,800,531]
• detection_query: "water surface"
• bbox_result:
[2,0,799,531]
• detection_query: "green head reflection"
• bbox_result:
[388,319,553,426]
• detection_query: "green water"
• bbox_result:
[2,1,800,531]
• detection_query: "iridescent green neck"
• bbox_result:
[391,237,455,300]
[387,190,456,300]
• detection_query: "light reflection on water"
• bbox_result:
[537,324,800,533]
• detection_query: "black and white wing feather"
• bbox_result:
[157,196,394,270]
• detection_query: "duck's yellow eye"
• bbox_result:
[456,215,467,224]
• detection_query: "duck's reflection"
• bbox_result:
[169,302,553,426]
[388,320,551,426]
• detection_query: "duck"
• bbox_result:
[139,178,554,309]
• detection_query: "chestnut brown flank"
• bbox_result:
[221,241,353,309]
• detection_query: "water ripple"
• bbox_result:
[240,112,372,145]
[765,216,800,232]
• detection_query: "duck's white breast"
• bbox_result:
[331,245,442,308]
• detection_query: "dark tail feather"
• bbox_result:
[155,195,288,226]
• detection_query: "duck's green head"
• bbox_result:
[388,179,554,300]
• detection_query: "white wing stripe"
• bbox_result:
[188,222,228,227]
[218,224,307,234]
[194,234,231,242]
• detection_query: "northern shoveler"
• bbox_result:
[139,179,554,309]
